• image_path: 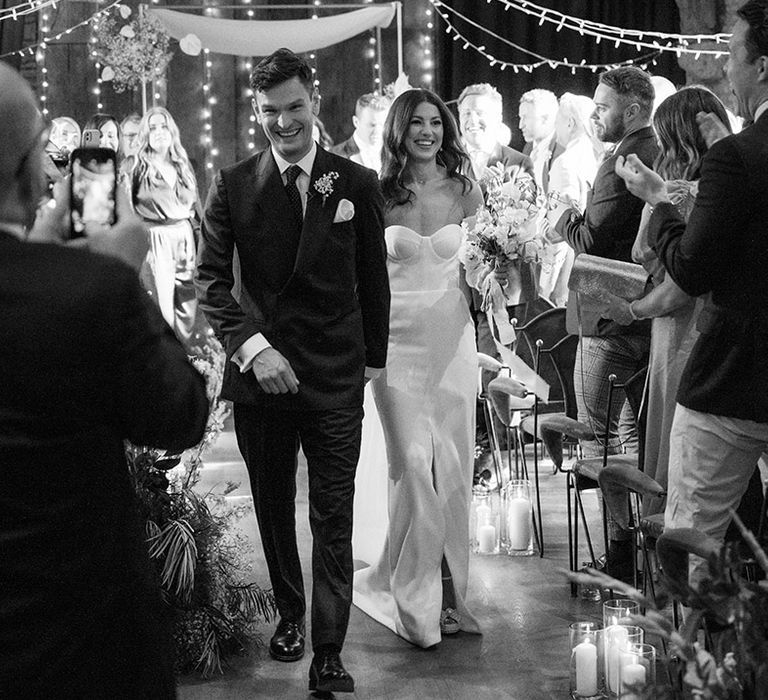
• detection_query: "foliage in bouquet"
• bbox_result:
[126,333,275,677]
[92,7,172,93]
[569,515,768,699]
[459,165,541,274]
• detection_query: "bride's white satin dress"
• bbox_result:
[352,224,481,647]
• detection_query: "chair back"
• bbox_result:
[514,307,575,417]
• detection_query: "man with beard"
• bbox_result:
[552,66,658,580]
[616,0,768,582]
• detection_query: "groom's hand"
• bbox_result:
[252,348,300,394]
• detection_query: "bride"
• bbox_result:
[352,88,484,647]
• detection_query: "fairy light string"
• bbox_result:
[429,0,730,73]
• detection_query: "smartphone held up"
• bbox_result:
[69,147,117,239]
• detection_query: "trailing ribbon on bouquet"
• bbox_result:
[480,263,518,346]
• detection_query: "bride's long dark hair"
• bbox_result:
[380,89,471,207]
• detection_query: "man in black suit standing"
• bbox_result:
[330,92,390,173]
[553,66,658,578]
[0,63,209,698]
[617,0,768,580]
[195,49,390,693]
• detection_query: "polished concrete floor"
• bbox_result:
[178,421,610,700]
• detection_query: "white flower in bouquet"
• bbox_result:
[459,166,542,344]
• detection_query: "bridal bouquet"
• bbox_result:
[460,165,542,344]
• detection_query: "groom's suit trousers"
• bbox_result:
[234,401,363,651]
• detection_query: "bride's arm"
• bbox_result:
[460,181,488,293]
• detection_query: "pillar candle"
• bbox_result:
[477,523,497,553]
[605,625,628,694]
[621,662,646,700]
[573,640,597,696]
[506,496,531,550]
[475,502,492,542]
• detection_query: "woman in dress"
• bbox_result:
[82,113,120,152]
[130,106,199,345]
[352,89,484,647]
[603,86,731,513]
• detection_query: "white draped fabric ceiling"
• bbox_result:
[147,5,397,56]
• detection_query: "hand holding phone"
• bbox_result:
[69,147,117,239]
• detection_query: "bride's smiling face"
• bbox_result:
[404,101,443,163]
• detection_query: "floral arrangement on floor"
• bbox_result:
[459,165,542,344]
[570,515,768,699]
[91,5,172,92]
[126,332,275,677]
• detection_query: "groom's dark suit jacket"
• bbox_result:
[0,233,208,696]
[648,112,768,422]
[196,146,390,410]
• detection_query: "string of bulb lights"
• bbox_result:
[0,0,121,59]
[429,0,730,74]
[0,0,58,23]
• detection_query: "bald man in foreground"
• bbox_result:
[0,63,209,698]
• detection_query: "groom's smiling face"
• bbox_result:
[254,76,319,163]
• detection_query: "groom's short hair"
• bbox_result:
[250,48,314,95]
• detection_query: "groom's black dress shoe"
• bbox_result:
[308,649,355,693]
[269,619,305,662]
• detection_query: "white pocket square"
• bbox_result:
[333,198,355,223]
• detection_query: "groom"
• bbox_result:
[195,49,390,693]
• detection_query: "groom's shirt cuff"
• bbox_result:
[232,334,271,373]
[365,367,383,380]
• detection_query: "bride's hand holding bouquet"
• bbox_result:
[459,166,542,343]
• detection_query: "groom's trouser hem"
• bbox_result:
[233,401,362,650]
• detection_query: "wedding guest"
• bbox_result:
[616,0,768,581]
[119,112,142,172]
[455,82,535,456]
[457,83,532,186]
[331,92,391,173]
[82,112,120,152]
[46,115,80,170]
[604,86,730,514]
[553,66,658,581]
[518,88,561,191]
[353,88,484,647]
[650,75,677,116]
[130,106,200,345]
[0,62,208,698]
[542,93,598,307]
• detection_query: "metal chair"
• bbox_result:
[597,462,666,600]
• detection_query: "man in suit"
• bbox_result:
[0,63,209,697]
[518,88,562,192]
[553,66,659,579]
[330,92,391,173]
[458,83,534,188]
[195,48,390,694]
[616,0,768,580]
[456,83,535,461]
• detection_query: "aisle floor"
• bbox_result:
[179,423,609,700]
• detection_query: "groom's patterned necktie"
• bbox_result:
[284,164,304,227]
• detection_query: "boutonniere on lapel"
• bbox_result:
[313,171,339,204]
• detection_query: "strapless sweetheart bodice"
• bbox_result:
[384,224,463,293]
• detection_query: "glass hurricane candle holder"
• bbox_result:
[618,643,656,700]
[501,478,534,556]
[603,625,644,699]
[470,485,500,555]
[569,622,603,700]
[602,599,639,628]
